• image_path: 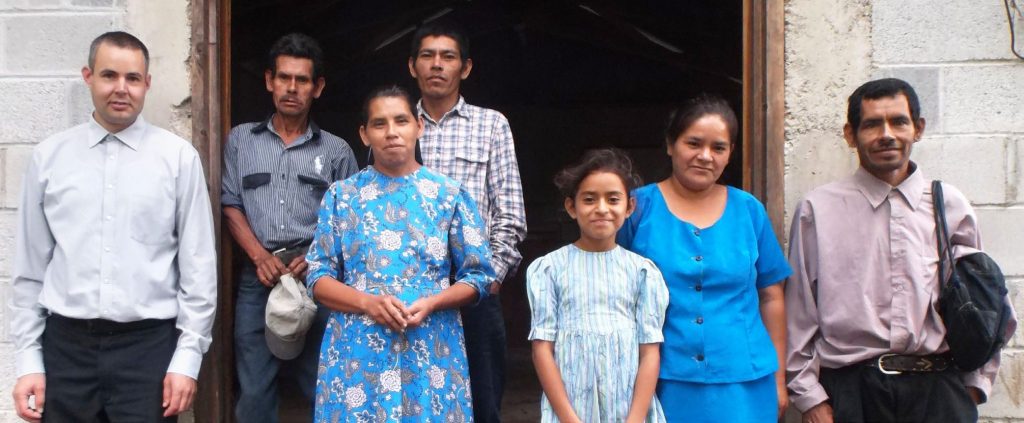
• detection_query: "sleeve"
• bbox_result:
[942,183,1019,402]
[484,114,526,284]
[305,183,346,293]
[525,255,558,341]
[334,142,360,181]
[167,149,218,378]
[450,186,496,303]
[635,258,669,344]
[10,150,54,377]
[784,198,831,412]
[221,127,243,209]
[752,197,792,289]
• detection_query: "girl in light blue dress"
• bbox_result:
[527,149,669,423]
[306,85,495,422]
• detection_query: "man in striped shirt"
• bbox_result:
[221,33,357,422]
[408,20,527,422]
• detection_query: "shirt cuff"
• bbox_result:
[528,328,556,341]
[167,348,203,380]
[490,259,510,284]
[961,371,992,404]
[792,382,830,413]
[16,349,45,377]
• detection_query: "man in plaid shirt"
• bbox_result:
[408,20,527,422]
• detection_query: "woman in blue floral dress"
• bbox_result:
[305,85,495,422]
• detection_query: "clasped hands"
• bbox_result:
[361,294,436,332]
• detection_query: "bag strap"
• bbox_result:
[931,180,956,288]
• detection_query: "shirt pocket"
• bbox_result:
[297,174,330,206]
[129,194,175,245]
[453,149,487,194]
[242,172,272,189]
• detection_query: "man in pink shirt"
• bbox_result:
[785,78,1017,423]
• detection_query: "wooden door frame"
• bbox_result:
[188,1,784,420]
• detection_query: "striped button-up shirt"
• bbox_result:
[222,117,358,249]
[417,97,527,284]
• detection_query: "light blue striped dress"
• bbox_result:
[527,244,669,422]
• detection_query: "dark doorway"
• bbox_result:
[228,1,743,421]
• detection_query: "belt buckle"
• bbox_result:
[878,353,902,375]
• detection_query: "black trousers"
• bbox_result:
[41,314,178,423]
[461,294,507,423]
[820,363,978,423]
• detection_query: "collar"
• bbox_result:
[852,162,926,211]
[251,114,321,145]
[416,96,466,124]
[87,114,146,150]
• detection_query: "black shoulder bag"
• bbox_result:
[932,180,1012,372]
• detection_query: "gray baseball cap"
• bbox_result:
[265,273,317,360]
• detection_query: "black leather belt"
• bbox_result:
[864,353,953,374]
[48,314,174,335]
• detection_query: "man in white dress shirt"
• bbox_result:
[9,31,217,422]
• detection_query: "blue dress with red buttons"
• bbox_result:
[618,183,792,423]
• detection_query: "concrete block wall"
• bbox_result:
[786,0,1024,421]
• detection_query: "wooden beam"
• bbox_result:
[191,0,232,421]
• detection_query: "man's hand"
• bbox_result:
[162,373,196,417]
[406,296,437,327]
[361,294,408,332]
[287,255,308,280]
[12,373,45,422]
[253,250,287,287]
[802,401,834,423]
[487,281,501,295]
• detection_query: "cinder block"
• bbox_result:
[976,207,1024,277]
[71,0,114,6]
[0,0,61,9]
[873,0,1013,63]
[1,14,115,74]
[0,80,70,144]
[3,145,33,210]
[873,67,941,132]
[67,79,94,126]
[943,66,1024,134]
[979,349,1024,419]
[1012,137,1023,204]
[1009,279,1024,348]
[917,135,1009,205]
[0,210,15,279]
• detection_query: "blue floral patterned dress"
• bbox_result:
[305,166,495,422]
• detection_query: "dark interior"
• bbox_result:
[231,0,742,417]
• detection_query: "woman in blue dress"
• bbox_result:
[305,85,495,422]
[617,95,792,422]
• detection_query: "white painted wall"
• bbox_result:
[785,0,1024,421]
[0,0,191,421]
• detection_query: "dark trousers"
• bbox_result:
[234,264,326,423]
[41,314,177,423]
[462,294,507,423]
[819,363,978,423]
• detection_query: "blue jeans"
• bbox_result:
[462,294,507,422]
[234,265,327,423]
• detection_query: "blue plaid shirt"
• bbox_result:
[417,97,526,284]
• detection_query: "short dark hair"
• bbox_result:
[847,78,921,133]
[267,33,325,81]
[664,94,739,146]
[553,148,642,200]
[89,31,149,71]
[361,84,416,125]
[409,19,470,62]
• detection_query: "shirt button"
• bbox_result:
[104,247,111,252]
[279,225,285,229]
[696,354,705,361]
[695,285,702,291]
[106,184,114,189]
[694,255,703,262]
[104,278,111,284]
[696,317,704,324]
[279,199,285,204]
